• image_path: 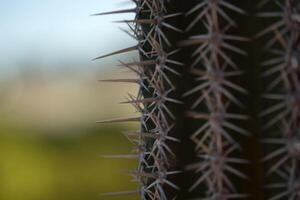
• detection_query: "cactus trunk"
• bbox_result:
[96,0,300,199]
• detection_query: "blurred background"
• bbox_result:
[0,0,139,199]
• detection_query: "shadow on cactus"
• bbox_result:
[95,0,300,199]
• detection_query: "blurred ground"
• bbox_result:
[0,68,139,200]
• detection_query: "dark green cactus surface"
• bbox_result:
[96,0,300,199]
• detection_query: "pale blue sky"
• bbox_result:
[0,0,135,74]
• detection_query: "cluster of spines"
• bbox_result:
[96,0,183,199]
[133,1,183,199]
[259,0,300,199]
[181,1,249,199]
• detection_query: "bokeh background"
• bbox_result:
[0,0,139,199]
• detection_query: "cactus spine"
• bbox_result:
[96,0,300,199]
[260,1,300,199]
[182,2,248,199]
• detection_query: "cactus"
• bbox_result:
[95,0,300,199]
[259,1,300,199]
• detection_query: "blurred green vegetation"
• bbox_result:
[0,123,138,200]
[0,64,140,199]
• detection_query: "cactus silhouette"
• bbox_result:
[95,0,300,199]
